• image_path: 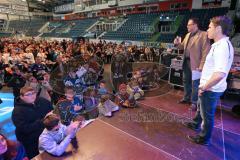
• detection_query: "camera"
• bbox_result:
[35,73,44,81]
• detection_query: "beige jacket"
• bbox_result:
[177,30,210,70]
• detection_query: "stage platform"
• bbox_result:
[1,64,240,160]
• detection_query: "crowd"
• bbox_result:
[0,37,162,159]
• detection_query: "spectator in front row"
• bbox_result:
[11,86,53,159]
[63,69,79,87]
[127,79,144,101]
[115,83,136,108]
[39,114,80,156]
[97,81,119,117]
[0,133,29,160]
[56,87,84,125]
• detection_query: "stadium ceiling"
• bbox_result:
[2,0,74,11]
[27,0,74,11]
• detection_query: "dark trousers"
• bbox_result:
[107,55,112,64]
[182,58,199,104]
[21,139,39,159]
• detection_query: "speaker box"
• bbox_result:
[169,66,183,87]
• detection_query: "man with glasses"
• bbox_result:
[12,86,53,159]
[174,18,210,110]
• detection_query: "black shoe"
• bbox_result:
[178,99,191,104]
[183,122,200,131]
[187,135,210,146]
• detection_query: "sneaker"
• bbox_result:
[112,106,119,112]
[183,122,200,131]
[177,99,191,104]
[104,112,112,117]
[187,135,210,146]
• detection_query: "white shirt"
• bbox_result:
[200,37,233,92]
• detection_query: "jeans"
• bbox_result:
[192,100,201,127]
[193,91,223,142]
[182,59,199,104]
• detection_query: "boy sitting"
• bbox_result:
[97,81,119,117]
[127,78,144,100]
[56,87,84,125]
[39,113,80,156]
[115,83,136,108]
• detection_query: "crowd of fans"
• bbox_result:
[0,37,165,159]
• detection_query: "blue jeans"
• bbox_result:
[191,79,200,105]
[192,100,201,127]
[182,59,199,104]
[193,91,223,142]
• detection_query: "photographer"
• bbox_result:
[25,72,52,102]
[7,66,26,98]
[38,73,53,102]
[0,53,10,84]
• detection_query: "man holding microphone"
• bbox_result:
[174,18,210,110]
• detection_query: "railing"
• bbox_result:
[114,18,128,31]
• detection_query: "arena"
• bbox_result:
[0,0,240,160]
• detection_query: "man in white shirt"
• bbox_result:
[186,16,234,145]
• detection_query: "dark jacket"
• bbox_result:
[11,97,53,151]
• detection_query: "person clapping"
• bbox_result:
[38,113,81,156]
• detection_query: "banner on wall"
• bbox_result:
[202,0,222,6]
[54,3,74,14]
